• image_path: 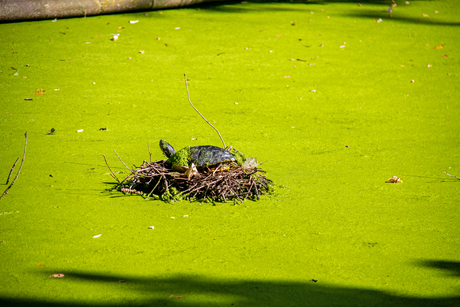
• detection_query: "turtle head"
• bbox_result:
[159,140,176,158]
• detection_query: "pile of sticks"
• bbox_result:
[104,157,273,203]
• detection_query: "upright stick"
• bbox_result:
[184,73,226,149]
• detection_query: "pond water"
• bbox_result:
[1,1,459,305]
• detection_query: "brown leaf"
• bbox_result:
[434,45,443,49]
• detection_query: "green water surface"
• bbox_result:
[1,1,459,306]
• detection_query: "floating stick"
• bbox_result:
[1,132,28,200]
[5,158,19,185]
[442,171,460,180]
[184,73,226,149]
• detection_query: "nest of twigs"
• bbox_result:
[104,158,273,203]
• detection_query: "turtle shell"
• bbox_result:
[190,146,236,167]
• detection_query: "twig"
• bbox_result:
[442,171,460,180]
[1,132,28,200]
[5,157,19,184]
[102,155,120,183]
[184,73,227,149]
[147,142,152,163]
[114,150,131,171]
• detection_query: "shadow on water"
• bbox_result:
[190,0,460,26]
[1,261,459,306]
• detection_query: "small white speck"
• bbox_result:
[93,234,101,238]
[130,20,139,24]
[77,129,84,133]
[148,226,155,229]
[183,215,189,217]
[311,90,316,92]
[235,102,238,105]
[171,217,175,219]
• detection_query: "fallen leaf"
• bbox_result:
[33,89,44,95]
[37,264,46,267]
[139,50,145,54]
[443,55,448,58]
[386,176,403,183]
[119,280,125,283]
[284,76,291,78]
[50,273,65,278]
[411,79,415,83]
[422,14,429,18]
[434,45,443,49]
[175,27,180,30]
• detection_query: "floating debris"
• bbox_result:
[50,273,65,278]
[386,176,403,183]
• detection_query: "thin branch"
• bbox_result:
[1,132,28,200]
[114,150,131,171]
[184,73,226,148]
[103,155,120,183]
[6,157,19,184]
[442,171,460,180]
[147,142,152,163]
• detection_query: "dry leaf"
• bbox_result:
[139,50,145,54]
[37,264,46,267]
[443,55,448,58]
[386,176,403,183]
[50,273,65,278]
[434,45,443,49]
[33,89,44,95]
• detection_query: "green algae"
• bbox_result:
[167,146,192,166]
[0,0,460,306]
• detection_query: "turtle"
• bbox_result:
[159,140,244,171]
